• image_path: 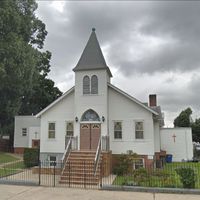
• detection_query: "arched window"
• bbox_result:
[91,75,98,94]
[83,75,90,94]
[81,109,100,121]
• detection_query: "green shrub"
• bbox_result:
[113,165,127,176]
[132,168,150,186]
[152,169,170,177]
[112,151,139,175]
[175,167,195,188]
[23,148,39,168]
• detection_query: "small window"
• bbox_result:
[49,156,57,166]
[133,159,144,169]
[91,75,98,94]
[66,122,74,136]
[48,122,55,139]
[22,128,27,136]
[83,75,90,94]
[135,121,144,139]
[114,121,122,139]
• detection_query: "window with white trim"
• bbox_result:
[135,121,144,139]
[22,128,27,136]
[49,156,57,166]
[66,122,74,136]
[48,122,55,139]
[133,158,144,169]
[114,121,122,139]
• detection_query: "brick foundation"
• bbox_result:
[155,150,166,160]
[102,151,112,176]
[32,167,61,175]
[112,154,154,170]
[14,147,25,154]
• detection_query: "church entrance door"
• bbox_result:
[80,123,101,150]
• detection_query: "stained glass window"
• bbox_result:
[135,121,144,139]
[83,75,90,94]
[66,122,74,136]
[114,122,122,139]
[48,122,55,139]
[91,75,98,94]
[81,109,100,121]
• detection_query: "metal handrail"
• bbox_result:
[61,137,72,164]
[94,137,101,175]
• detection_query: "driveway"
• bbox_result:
[0,185,199,200]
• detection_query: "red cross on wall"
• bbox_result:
[172,134,176,143]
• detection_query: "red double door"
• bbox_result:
[80,124,101,150]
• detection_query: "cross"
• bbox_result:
[172,134,176,143]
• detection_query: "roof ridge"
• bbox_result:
[108,83,158,115]
[36,86,75,117]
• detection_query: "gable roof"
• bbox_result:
[108,83,158,115]
[36,83,158,118]
[35,87,74,118]
[73,28,112,77]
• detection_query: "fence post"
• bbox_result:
[39,160,41,186]
[69,161,71,188]
[84,161,86,189]
[100,160,103,188]
[53,161,56,187]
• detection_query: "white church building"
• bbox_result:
[14,29,193,167]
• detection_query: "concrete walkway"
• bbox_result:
[0,185,199,200]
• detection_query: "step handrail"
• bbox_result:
[94,137,101,175]
[61,137,72,164]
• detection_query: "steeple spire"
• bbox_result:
[73,28,112,77]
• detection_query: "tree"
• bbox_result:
[0,0,62,139]
[191,118,200,142]
[19,77,62,115]
[173,107,200,142]
[173,107,192,127]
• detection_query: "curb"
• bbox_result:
[0,180,39,186]
[101,185,200,195]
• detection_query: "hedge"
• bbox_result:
[23,148,39,167]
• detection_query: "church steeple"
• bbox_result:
[73,28,112,77]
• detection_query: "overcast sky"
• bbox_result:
[36,1,200,127]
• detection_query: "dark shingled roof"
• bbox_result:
[73,28,112,77]
[151,106,165,127]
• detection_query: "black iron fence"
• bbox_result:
[0,159,39,185]
[106,161,200,189]
[1,159,200,190]
[0,159,104,189]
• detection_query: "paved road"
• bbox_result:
[0,185,199,200]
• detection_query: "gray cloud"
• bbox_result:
[36,1,200,126]
[37,1,200,75]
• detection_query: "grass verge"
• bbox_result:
[0,152,19,164]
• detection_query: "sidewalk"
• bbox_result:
[0,185,199,200]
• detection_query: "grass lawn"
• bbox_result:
[0,161,26,178]
[4,160,25,169]
[113,162,200,189]
[0,168,21,177]
[0,152,19,164]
